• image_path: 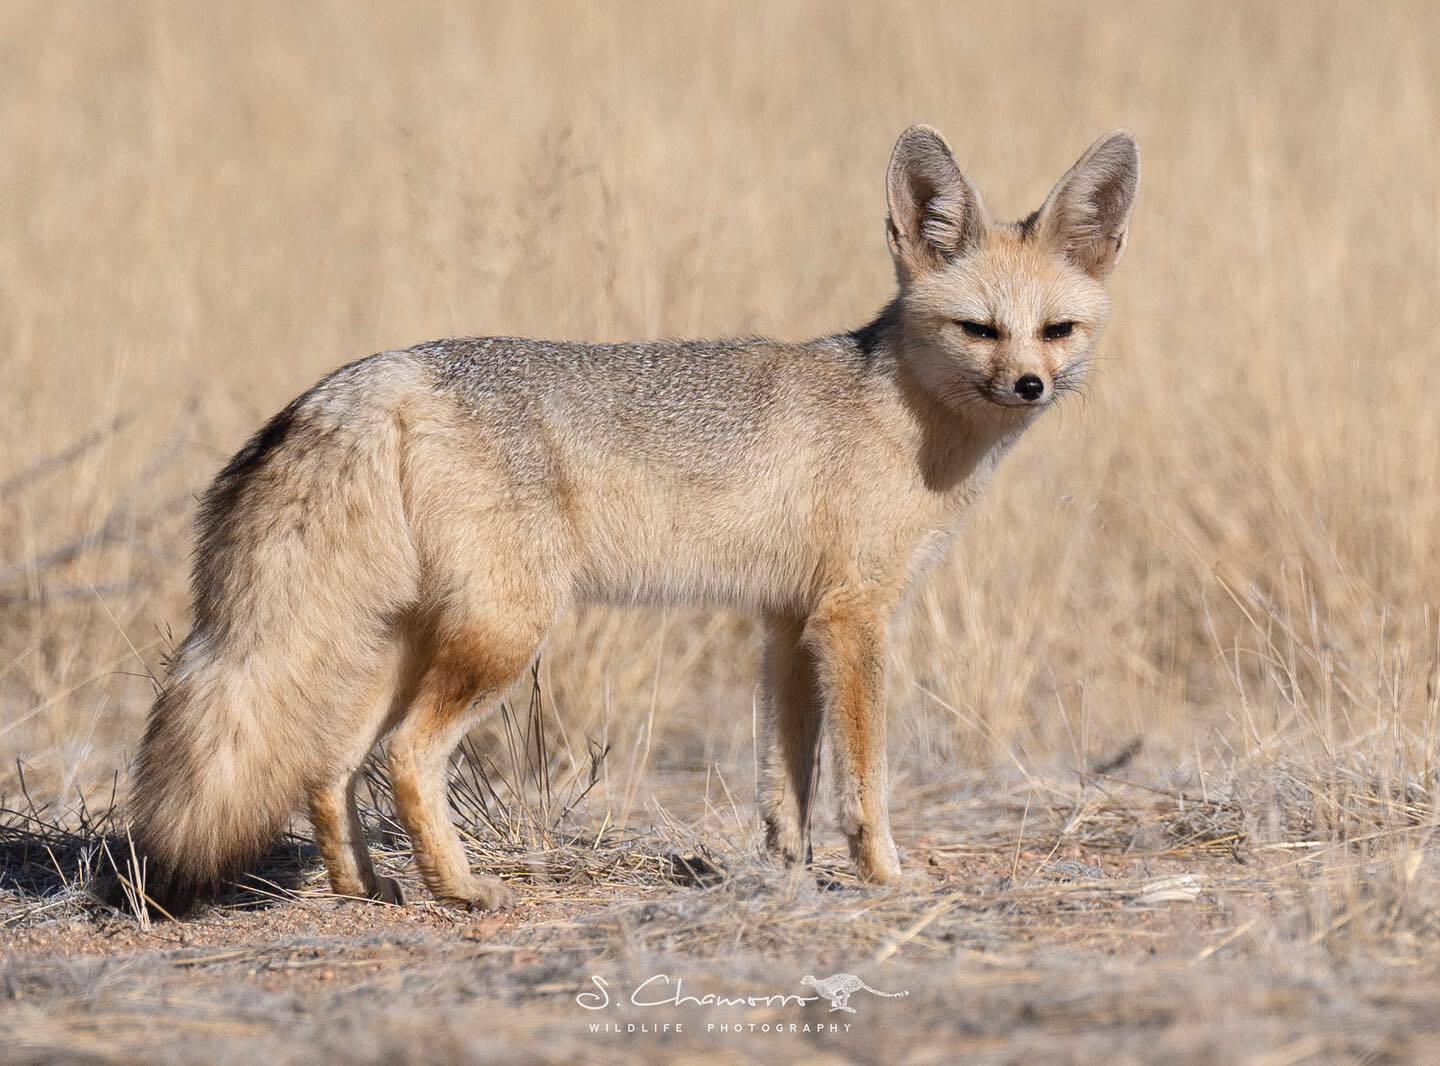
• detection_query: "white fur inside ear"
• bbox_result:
[886,125,988,278]
[919,189,971,253]
[1037,132,1140,277]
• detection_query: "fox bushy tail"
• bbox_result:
[128,659,317,909]
[127,359,423,911]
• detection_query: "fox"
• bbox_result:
[128,124,1139,912]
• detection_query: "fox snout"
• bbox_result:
[974,367,1054,409]
[1013,373,1046,403]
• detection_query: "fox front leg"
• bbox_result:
[805,593,902,885]
[757,614,822,865]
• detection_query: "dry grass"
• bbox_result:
[4,1,1440,1062]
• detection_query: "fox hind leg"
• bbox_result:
[386,617,545,910]
[308,772,403,903]
[306,648,412,903]
[757,614,822,866]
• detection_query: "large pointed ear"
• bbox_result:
[886,125,988,281]
[1033,130,1140,278]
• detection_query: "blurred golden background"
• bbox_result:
[3,1,1438,811]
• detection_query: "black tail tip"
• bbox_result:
[95,854,205,920]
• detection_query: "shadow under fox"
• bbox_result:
[130,124,1139,911]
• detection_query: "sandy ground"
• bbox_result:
[5,772,1438,1064]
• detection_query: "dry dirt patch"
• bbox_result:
[4,770,1438,1063]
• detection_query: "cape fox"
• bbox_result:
[130,125,1139,911]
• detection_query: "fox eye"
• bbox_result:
[957,320,999,340]
[1042,321,1075,341]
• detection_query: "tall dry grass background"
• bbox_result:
[2,0,1439,884]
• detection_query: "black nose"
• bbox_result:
[1014,374,1045,402]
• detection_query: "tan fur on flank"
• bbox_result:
[129,126,1139,910]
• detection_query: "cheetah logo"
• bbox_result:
[800,973,910,1013]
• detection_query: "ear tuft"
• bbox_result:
[886,125,987,281]
[1034,130,1140,278]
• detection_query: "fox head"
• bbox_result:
[884,125,1139,418]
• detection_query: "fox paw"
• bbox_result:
[849,828,903,886]
[762,810,816,867]
[372,876,405,906]
[439,875,514,912]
